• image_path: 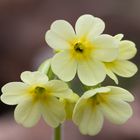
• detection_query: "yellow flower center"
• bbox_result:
[28,85,49,102]
[70,39,94,61]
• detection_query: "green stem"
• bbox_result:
[54,125,61,140]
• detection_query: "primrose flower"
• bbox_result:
[1,71,73,127]
[45,14,119,86]
[105,34,137,84]
[73,86,134,136]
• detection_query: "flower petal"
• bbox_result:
[21,71,49,85]
[93,34,119,62]
[77,59,106,86]
[72,98,86,125]
[41,96,65,128]
[110,60,138,77]
[87,107,104,136]
[73,99,103,136]
[114,34,124,41]
[45,20,76,50]
[1,82,29,105]
[100,99,133,124]
[82,87,110,99]
[50,20,76,40]
[45,30,71,50]
[46,80,73,99]
[105,65,119,84]
[75,14,105,39]
[118,40,137,60]
[14,100,41,127]
[107,86,134,102]
[51,51,77,81]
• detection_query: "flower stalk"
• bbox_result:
[54,125,61,140]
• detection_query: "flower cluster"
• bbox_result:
[1,14,137,136]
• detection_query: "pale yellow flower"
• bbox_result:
[73,86,134,136]
[105,34,137,84]
[45,14,119,86]
[1,71,73,128]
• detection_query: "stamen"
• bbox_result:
[74,43,84,53]
[34,86,46,94]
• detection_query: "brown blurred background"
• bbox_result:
[0,0,140,140]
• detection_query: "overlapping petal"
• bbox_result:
[73,101,103,136]
[81,87,110,99]
[51,51,77,81]
[109,60,138,77]
[105,67,118,84]
[41,96,65,128]
[46,80,73,99]
[77,59,106,86]
[93,34,119,62]
[118,40,137,60]
[100,99,133,124]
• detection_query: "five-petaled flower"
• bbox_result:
[45,14,119,86]
[1,71,74,127]
[73,86,134,136]
[105,34,137,84]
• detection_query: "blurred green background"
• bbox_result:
[0,0,139,140]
